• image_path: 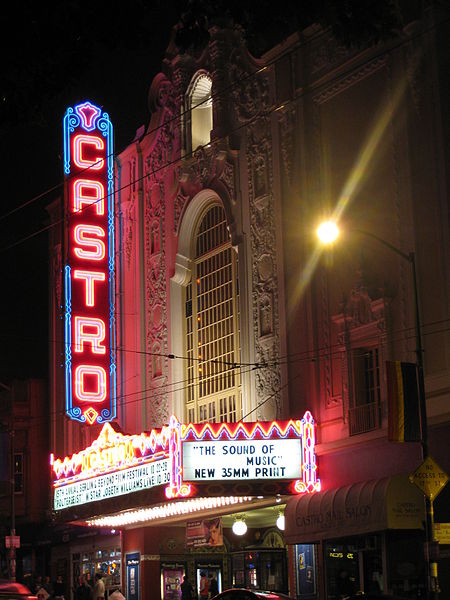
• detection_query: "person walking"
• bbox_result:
[53,575,65,600]
[199,572,209,600]
[75,575,92,600]
[180,575,194,600]
[208,574,218,599]
[93,574,105,600]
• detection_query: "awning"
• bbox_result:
[284,474,425,544]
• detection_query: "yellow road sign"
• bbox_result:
[410,456,449,500]
[435,523,450,544]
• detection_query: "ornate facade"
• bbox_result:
[48,7,450,599]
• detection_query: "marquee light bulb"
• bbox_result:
[232,519,247,536]
[276,514,285,531]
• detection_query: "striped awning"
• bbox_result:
[284,474,425,544]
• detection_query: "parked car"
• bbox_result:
[211,589,292,600]
[0,581,37,600]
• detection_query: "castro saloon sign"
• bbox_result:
[63,101,116,424]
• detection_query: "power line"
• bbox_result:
[1,11,449,249]
[5,318,450,431]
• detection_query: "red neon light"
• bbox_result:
[73,224,106,260]
[74,270,106,306]
[73,179,105,214]
[73,135,105,170]
[74,317,106,354]
[75,365,107,402]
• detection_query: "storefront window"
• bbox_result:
[294,544,316,596]
[232,550,287,592]
[325,542,360,599]
[72,544,121,597]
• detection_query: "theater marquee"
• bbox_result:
[63,101,116,425]
[51,413,320,513]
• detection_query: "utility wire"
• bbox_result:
[1,12,449,241]
[6,319,450,431]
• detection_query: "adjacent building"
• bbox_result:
[0,379,49,582]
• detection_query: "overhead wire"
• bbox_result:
[1,14,449,433]
[7,317,450,431]
[1,11,449,239]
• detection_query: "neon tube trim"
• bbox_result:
[63,100,116,424]
[51,413,320,509]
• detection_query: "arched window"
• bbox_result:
[185,204,241,423]
[189,73,213,151]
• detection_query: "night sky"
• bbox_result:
[0,0,410,382]
[0,2,181,381]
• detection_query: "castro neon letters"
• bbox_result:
[63,101,116,424]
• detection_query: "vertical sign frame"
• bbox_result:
[126,552,140,600]
[63,100,116,424]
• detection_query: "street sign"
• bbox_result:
[410,456,449,500]
[435,523,450,545]
[5,535,20,548]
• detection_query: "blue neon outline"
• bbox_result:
[64,101,116,424]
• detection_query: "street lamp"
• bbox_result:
[316,220,437,598]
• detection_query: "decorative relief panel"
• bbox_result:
[174,191,190,234]
[125,201,135,270]
[142,76,179,426]
[228,48,270,124]
[308,32,352,75]
[258,293,274,338]
[247,118,282,419]
[277,105,296,187]
[319,268,335,408]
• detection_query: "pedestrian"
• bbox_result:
[43,576,53,596]
[93,573,105,600]
[199,572,209,600]
[34,576,43,595]
[180,575,194,600]
[75,575,92,600]
[54,575,65,600]
[208,574,218,599]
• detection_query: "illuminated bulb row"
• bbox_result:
[88,495,254,528]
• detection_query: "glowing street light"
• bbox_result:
[316,220,339,245]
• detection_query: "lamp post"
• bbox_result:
[316,221,437,599]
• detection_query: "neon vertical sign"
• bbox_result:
[63,101,116,424]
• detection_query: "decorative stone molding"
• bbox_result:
[277,105,297,187]
[312,56,388,105]
[405,42,424,114]
[247,117,282,418]
[124,200,135,270]
[318,268,335,408]
[228,48,270,124]
[142,76,179,426]
[174,191,190,234]
[308,33,352,75]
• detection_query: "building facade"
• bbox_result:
[0,379,49,582]
[48,5,450,600]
